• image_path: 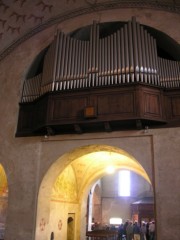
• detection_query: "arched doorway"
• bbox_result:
[35,144,154,240]
[0,164,8,240]
[67,216,75,240]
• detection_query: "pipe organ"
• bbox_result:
[16,17,180,137]
[21,17,179,103]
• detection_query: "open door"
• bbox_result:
[67,214,75,240]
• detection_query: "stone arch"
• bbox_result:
[35,144,152,240]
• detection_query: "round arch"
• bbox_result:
[35,144,153,240]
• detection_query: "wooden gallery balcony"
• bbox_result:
[16,83,180,137]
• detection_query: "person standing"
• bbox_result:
[146,222,150,240]
[118,223,124,240]
[123,220,129,238]
[141,222,147,240]
[149,221,155,240]
[126,221,133,240]
[133,221,141,240]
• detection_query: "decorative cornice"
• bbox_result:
[0,1,179,62]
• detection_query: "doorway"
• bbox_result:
[67,214,75,240]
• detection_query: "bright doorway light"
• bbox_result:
[110,218,122,225]
[118,170,130,196]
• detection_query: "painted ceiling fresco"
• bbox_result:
[51,149,150,203]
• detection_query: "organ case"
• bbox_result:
[16,17,180,137]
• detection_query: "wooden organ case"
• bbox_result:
[16,17,180,137]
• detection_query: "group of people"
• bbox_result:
[117,220,155,240]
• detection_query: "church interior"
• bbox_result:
[0,0,180,240]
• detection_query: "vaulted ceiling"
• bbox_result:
[0,0,179,61]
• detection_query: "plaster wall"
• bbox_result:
[102,172,153,198]
[0,7,179,240]
[102,197,133,224]
[101,172,153,225]
[49,201,78,240]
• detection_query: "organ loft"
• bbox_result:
[16,17,180,137]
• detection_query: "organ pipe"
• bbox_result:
[21,17,180,103]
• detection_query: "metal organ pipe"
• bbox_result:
[144,30,151,84]
[96,24,99,79]
[81,41,85,88]
[70,38,75,89]
[76,40,80,88]
[175,61,180,83]
[52,31,60,91]
[117,30,121,84]
[59,34,67,90]
[166,60,170,85]
[104,36,108,85]
[113,32,118,84]
[63,36,70,90]
[172,61,177,87]
[160,58,165,87]
[148,34,154,84]
[101,38,105,86]
[168,60,172,87]
[74,39,79,89]
[140,26,147,83]
[66,38,73,89]
[136,22,143,82]
[152,36,158,85]
[128,21,134,82]
[121,28,125,83]
[22,17,180,104]
[41,39,55,94]
[98,38,102,86]
[85,41,90,88]
[56,31,63,90]
[107,35,111,85]
[81,41,86,88]
[92,21,96,71]
[132,17,139,82]
[110,34,114,85]
[170,60,174,86]
[124,24,130,83]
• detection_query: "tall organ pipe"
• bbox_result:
[132,17,139,82]
[22,17,180,104]
[136,22,143,82]
[110,34,114,84]
[52,31,60,91]
[121,28,125,83]
[124,24,130,83]
[102,38,105,86]
[107,35,111,84]
[117,30,121,84]
[128,21,134,82]
[113,32,118,84]
[141,27,147,83]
